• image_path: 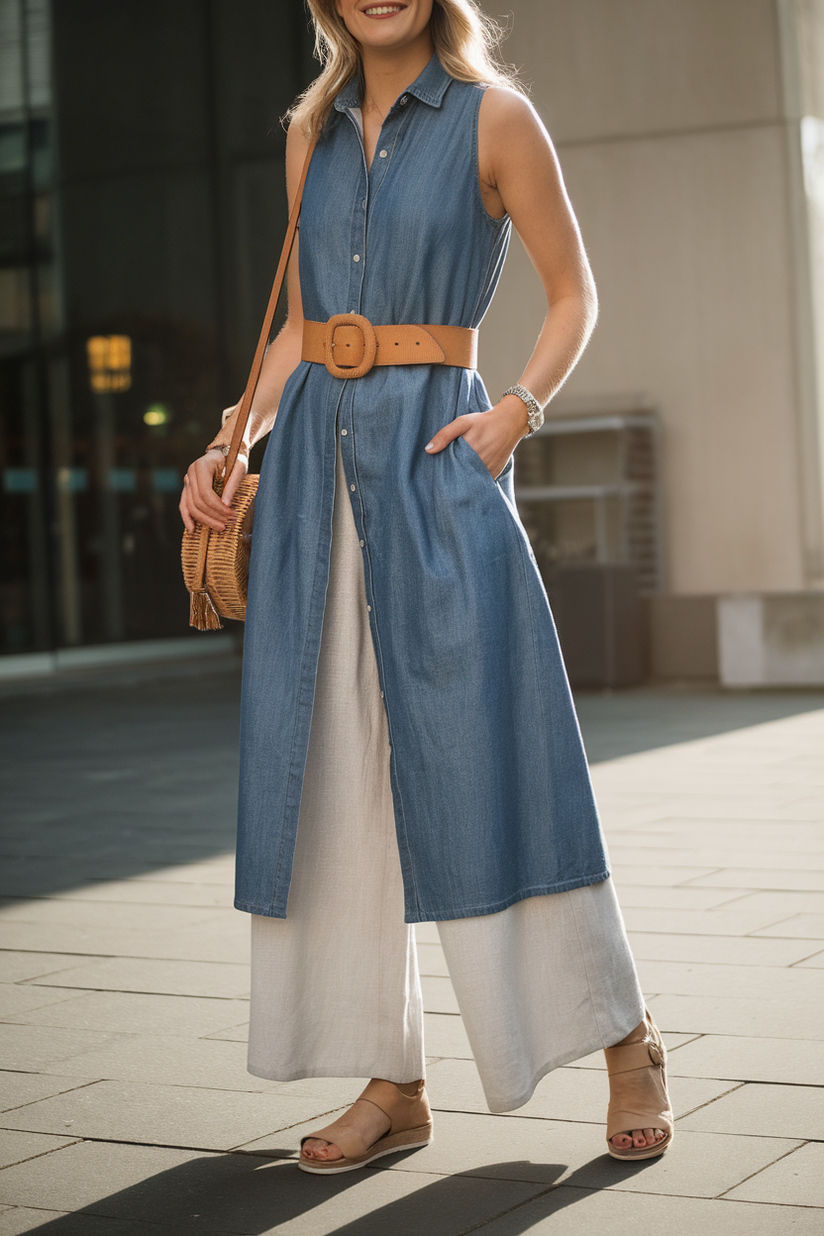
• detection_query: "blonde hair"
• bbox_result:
[288,0,525,140]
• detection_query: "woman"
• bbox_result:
[180,0,672,1172]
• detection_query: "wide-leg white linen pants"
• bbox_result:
[248,444,645,1114]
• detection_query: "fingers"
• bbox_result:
[180,455,235,531]
[178,488,196,533]
[424,414,474,455]
[221,456,249,507]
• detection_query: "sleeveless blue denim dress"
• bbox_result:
[235,56,610,923]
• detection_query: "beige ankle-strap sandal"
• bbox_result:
[605,1013,674,1161]
[298,1079,433,1175]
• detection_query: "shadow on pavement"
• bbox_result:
[4,659,824,904]
[0,662,242,904]
[575,683,824,763]
[17,1147,665,1234]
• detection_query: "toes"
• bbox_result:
[302,1138,332,1161]
[313,1141,341,1162]
[612,1128,668,1152]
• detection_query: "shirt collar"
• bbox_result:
[333,54,452,114]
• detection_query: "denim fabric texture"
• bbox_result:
[235,56,611,923]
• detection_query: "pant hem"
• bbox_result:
[246,1061,427,1085]
[481,999,646,1115]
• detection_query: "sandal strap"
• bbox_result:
[604,1037,665,1076]
[605,1018,673,1143]
[358,1079,429,1135]
[607,1105,674,1139]
[299,1080,429,1162]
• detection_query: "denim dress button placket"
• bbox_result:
[335,105,372,608]
[342,104,405,675]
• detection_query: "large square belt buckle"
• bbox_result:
[323,313,378,379]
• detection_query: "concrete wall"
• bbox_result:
[479,0,824,605]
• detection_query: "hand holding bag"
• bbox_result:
[181,141,315,630]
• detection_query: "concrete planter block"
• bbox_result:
[718,593,824,686]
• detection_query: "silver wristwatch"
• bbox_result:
[503,384,544,435]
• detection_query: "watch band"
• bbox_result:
[503,384,544,435]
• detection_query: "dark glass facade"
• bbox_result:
[0,0,314,655]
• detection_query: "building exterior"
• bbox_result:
[481,0,824,683]
[0,0,313,668]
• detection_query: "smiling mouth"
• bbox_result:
[362,5,407,16]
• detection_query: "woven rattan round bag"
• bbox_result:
[181,476,257,629]
[180,141,314,631]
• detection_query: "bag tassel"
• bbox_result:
[189,588,224,631]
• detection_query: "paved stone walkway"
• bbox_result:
[1,666,823,1233]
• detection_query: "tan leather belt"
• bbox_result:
[302,314,477,379]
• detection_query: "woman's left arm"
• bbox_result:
[425,87,597,478]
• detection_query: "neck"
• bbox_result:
[359,29,434,117]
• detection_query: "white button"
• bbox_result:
[379,149,387,158]
[350,484,356,492]
[359,539,364,547]
[380,691,384,698]
[341,428,347,436]
[367,605,372,612]
[400,96,408,106]
[353,254,360,262]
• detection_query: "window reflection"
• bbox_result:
[0,0,312,657]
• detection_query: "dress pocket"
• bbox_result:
[455,433,512,485]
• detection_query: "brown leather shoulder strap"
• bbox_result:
[224,138,316,477]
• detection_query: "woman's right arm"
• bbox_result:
[179,122,312,532]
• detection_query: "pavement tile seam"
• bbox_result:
[0,1205,242,1235]
[667,1081,745,1121]
[0,950,115,976]
[742,915,815,935]
[749,906,823,930]
[789,948,824,966]
[454,1180,559,1236]
[5,1213,235,1235]
[540,1184,824,1211]
[653,1033,704,1053]
[17,980,250,1001]
[0,1074,103,1114]
[714,1140,812,1200]
[635,931,824,963]
[684,1073,824,1091]
[675,870,756,890]
[0,1134,85,1170]
[227,1106,351,1149]
[0,1124,352,1161]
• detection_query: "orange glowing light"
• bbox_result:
[86,335,132,392]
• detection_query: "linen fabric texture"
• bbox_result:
[236,56,610,923]
[248,444,646,1111]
